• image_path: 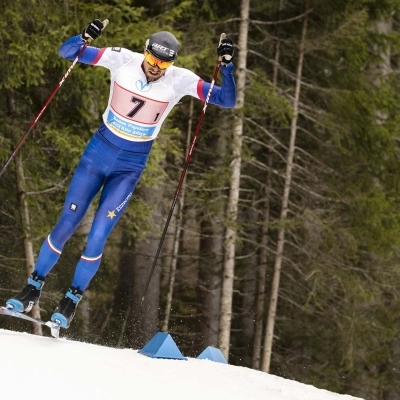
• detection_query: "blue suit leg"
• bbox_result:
[72,151,148,290]
[34,134,111,277]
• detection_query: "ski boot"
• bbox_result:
[6,272,45,313]
[51,286,83,329]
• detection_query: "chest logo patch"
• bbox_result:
[136,80,152,92]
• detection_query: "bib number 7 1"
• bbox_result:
[127,96,145,118]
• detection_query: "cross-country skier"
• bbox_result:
[6,20,236,329]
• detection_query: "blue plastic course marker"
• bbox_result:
[138,332,187,360]
[197,346,228,364]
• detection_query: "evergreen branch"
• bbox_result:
[26,176,69,195]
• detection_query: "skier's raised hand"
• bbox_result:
[217,37,234,65]
[82,19,104,42]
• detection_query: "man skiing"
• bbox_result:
[6,20,236,329]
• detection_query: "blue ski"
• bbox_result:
[0,306,60,338]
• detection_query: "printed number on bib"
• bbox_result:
[127,96,145,118]
[110,82,168,125]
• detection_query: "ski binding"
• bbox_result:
[0,306,60,338]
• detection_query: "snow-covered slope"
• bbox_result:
[0,329,364,400]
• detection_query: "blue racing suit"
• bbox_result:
[33,34,236,290]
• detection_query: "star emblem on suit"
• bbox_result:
[107,210,116,219]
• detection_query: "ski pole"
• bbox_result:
[134,33,227,324]
[0,19,109,179]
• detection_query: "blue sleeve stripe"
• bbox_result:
[80,46,104,64]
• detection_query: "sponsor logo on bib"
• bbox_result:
[136,80,152,92]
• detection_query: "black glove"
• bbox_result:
[217,37,234,65]
[82,19,104,42]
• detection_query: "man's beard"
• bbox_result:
[146,74,159,82]
[145,68,164,82]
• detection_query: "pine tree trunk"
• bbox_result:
[218,0,249,361]
[14,153,43,335]
[240,206,258,360]
[197,217,224,348]
[251,17,281,369]
[6,88,42,335]
[195,113,228,351]
[162,98,194,332]
[131,184,165,347]
[261,6,308,373]
[114,223,135,345]
[251,154,272,369]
